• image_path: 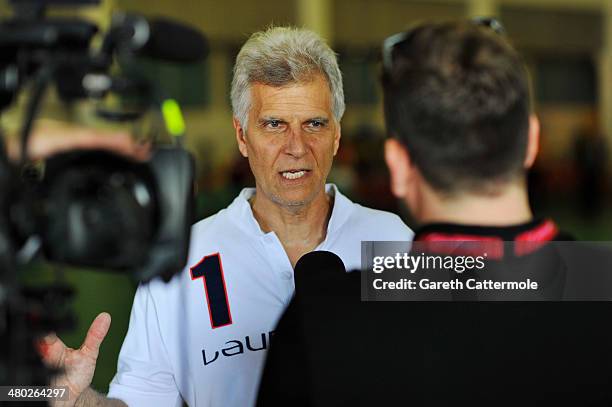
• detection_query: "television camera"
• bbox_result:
[0,0,208,389]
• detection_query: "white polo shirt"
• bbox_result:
[108,184,412,407]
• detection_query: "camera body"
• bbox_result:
[0,0,204,385]
[8,146,194,281]
[0,0,203,279]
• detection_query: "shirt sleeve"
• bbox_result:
[107,283,182,407]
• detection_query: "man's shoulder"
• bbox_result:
[191,208,228,237]
[187,208,250,263]
[345,202,413,240]
[554,241,612,298]
[190,189,255,240]
[190,199,246,239]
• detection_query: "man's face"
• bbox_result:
[234,74,340,208]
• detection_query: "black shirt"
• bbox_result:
[257,220,612,406]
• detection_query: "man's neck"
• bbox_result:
[250,187,333,267]
[418,182,533,227]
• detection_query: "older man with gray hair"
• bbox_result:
[40,26,411,407]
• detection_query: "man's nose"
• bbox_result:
[284,128,307,158]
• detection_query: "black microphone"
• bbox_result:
[293,251,347,294]
[104,14,209,64]
[140,18,209,63]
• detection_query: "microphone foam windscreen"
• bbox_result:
[294,251,347,293]
[143,18,209,63]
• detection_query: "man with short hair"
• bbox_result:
[257,20,612,406]
[381,20,543,232]
[40,26,412,407]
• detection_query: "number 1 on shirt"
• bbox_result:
[190,253,233,328]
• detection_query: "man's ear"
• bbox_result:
[233,117,248,158]
[333,124,341,156]
[524,115,540,169]
[384,138,414,198]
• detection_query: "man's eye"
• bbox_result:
[308,120,325,128]
[266,120,282,128]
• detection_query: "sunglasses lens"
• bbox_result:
[383,18,506,73]
[471,17,506,34]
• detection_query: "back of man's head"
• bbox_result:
[382,21,530,195]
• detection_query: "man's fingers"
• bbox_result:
[36,333,68,368]
[29,128,148,161]
[80,312,112,358]
[72,130,151,161]
[7,120,151,162]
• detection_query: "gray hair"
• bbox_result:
[231,26,345,130]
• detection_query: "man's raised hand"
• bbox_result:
[37,312,111,407]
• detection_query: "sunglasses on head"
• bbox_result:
[382,17,506,74]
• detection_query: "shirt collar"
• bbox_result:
[413,218,565,259]
[226,183,354,238]
[414,218,560,242]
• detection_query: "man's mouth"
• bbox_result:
[280,169,309,180]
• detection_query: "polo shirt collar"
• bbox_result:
[226,183,353,238]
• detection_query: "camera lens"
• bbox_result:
[41,150,158,270]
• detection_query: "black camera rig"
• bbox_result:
[0,0,208,389]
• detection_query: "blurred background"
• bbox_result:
[2,0,611,393]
